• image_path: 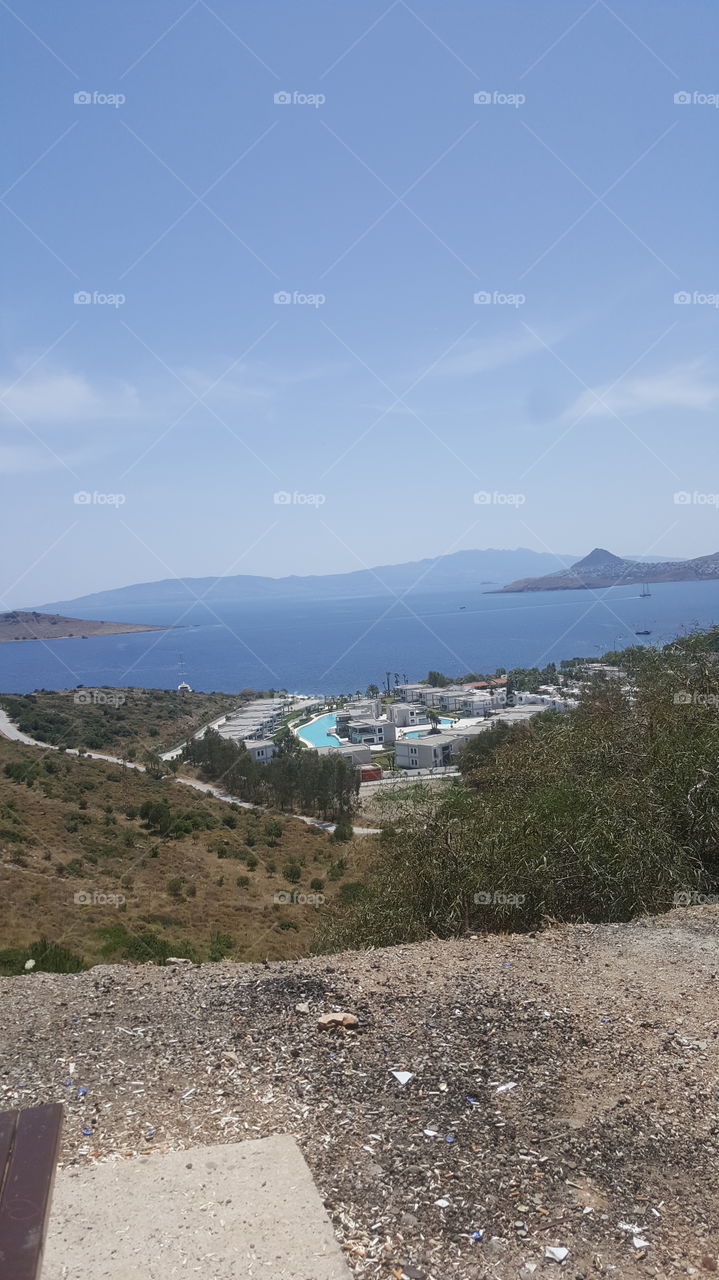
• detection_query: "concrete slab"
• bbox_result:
[43,1134,352,1280]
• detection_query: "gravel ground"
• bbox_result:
[2,908,718,1279]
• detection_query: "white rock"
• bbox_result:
[24,959,36,971]
[545,1245,569,1262]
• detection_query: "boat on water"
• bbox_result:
[635,629,651,636]
[640,582,651,598]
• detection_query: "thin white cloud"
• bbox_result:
[429,330,547,379]
[0,372,142,426]
[563,361,719,423]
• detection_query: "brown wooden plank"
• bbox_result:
[0,1103,63,1280]
[0,1111,18,1199]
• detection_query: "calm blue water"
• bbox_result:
[297,712,341,747]
[2,580,718,694]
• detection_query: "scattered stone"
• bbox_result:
[317,1011,359,1030]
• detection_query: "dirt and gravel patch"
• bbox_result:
[1,907,718,1279]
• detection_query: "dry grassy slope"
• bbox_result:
[0,739,370,966]
[0,687,256,755]
[0,909,717,1278]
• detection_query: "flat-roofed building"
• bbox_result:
[387,702,429,727]
[244,739,277,763]
[347,718,396,746]
[395,733,457,770]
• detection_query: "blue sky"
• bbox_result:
[2,0,718,606]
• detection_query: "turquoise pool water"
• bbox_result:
[297,711,455,746]
[296,711,341,747]
[404,716,454,738]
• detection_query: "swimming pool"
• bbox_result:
[403,716,455,738]
[296,711,342,748]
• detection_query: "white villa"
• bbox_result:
[244,739,277,763]
[387,702,429,727]
[347,718,396,746]
[316,743,372,764]
[395,733,457,770]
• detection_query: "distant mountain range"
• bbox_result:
[37,549,577,615]
[35,546,696,617]
[496,547,719,593]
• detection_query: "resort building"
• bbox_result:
[347,718,396,746]
[316,743,372,764]
[244,739,277,763]
[393,683,427,703]
[335,698,381,736]
[395,733,457,770]
[387,702,429,727]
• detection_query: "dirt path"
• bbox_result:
[2,907,717,1278]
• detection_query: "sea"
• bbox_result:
[2,580,718,695]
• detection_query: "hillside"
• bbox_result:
[0,687,259,756]
[2,909,717,1277]
[496,546,719,592]
[0,610,172,641]
[0,738,368,968]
